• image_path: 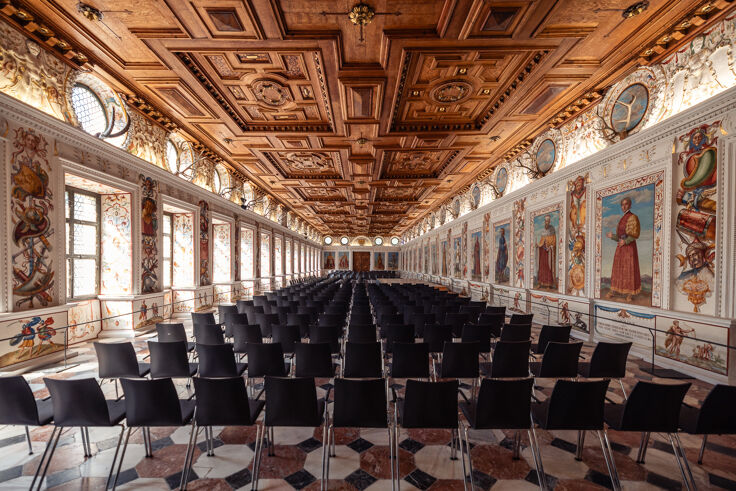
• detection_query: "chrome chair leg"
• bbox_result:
[321,423,329,490]
[636,431,650,463]
[31,426,59,491]
[34,425,62,491]
[674,433,697,491]
[268,426,275,456]
[575,430,585,461]
[698,434,707,464]
[25,426,33,455]
[597,430,621,491]
[458,424,468,491]
[111,426,134,490]
[181,423,199,490]
[330,424,336,457]
[529,426,548,491]
[463,425,474,490]
[389,425,395,491]
[618,379,628,400]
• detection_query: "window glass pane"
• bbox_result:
[241,228,254,279]
[163,235,171,259]
[65,222,70,255]
[166,140,178,172]
[163,258,171,288]
[65,191,70,219]
[274,237,282,276]
[71,84,108,136]
[163,214,171,234]
[260,234,270,277]
[66,258,71,299]
[213,169,222,194]
[73,223,98,255]
[73,193,98,222]
[72,259,97,297]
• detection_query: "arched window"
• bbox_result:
[213,167,222,194]
[68,74,129,147]
[165,139,178,173]
[170,140,194,181]
[70,83,108,136]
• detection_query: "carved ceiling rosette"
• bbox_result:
[251,78,293,106]
[430,79,474,104]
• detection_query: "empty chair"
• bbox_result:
[191,312,217,327]
[481,340,531,378]
[423,324,453,354]
[378,313,403,328]
[309,324,342,354]
[294,343,336,378]
[347,324,377,343]
[383,324,414,354]
[273,325,300,355]
[485,305,506,315]
[116,378,195,489]
[444,312,469,337]
[41,378,127,490]
[287,312,311,339]
[325,378,393,484]
[232,324,263,356]
[350,312,373,326]
[93,342,150,397]
[148,341,198,380]
[500,323,531,342]
[245,305,265,325]
[510,313,533,325]
[578,342,632,398]
[156,323,194,352]
[343,342,383,378]
[532,325,572,355]
[319,313,344,327]
[196,343,247,377]
[275,306,291,326]
[182,377,265,488]
[391,342,431,379]
[530,341,582,379]
[477,313,505,338]
[247,342,289,379]
[193,323,225,345]
[533,379,619,490]
[236,299,254,314]
[679,384,736,464]
[0,376,53,459]
[459,378,546,490]
[222,312,249,339]
[438,342,480,380]
[410,313,435,338]
[605,381,692,489]
[218,304,238,327]
[459,304,484,323]
[255,312,279,338]
[255,377,327,489]
[461,325,492,355]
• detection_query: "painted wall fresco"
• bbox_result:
[10,128,56,311]
[559,299,590,333]
[173,213,194,287]
[240,227,254,280]
[274,236,283,276]
[323,251,335,270]
[139,174,159,293]
[100,193,132,294]
[482,213,491,281]
[388,252,399,271]
[441,240,448,276]
[512,198,526,288]
[172,289,194,313]
[101,300,133,332]
[493,221,511,285]
[374,252,385,270]
[195,286,214,312]
[672,121,720,314]
[453,236,462,278]
[337,251,349,269]
[260,233,271,277]
[531,205,562,293]
[67,299,101,342]
[0,311,67,368]
[594,305,654,349]
[655,316,728,375]
[595,172,664,307]
[567,174,588,296]
[198,200,210,285]
[423,245,429,274]
[470,229,482,281]
[285,240,292,274]
[134,296,164,331]
[213,223,231,283]
[430,243,438,275]
[461,222,468,278]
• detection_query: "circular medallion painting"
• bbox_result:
[535,139,556,174]
[452,198,461,216]
[611,83,649,134]
[495,167,508,193]
[471,185,481,208]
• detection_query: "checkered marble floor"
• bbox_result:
[0,324,734,490]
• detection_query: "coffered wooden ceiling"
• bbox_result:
[18,0,734,235]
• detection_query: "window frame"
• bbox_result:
[65,186,101,300]
[70,83,108,136]
[162,212,174,288]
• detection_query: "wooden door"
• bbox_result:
[352,251,370,272]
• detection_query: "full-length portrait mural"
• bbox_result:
[493,221,511,285]
[198,200,210,286]
[470,229,482,281]
[338,251,349,269]
[323,251,335,270]
[482,212,491,280]
[531,206,562,293]
[140,175,159,293]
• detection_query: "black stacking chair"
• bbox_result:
[424,324,453,354]
[533,379,619,490]
[350,312,373,327]
[578,342,632,398]
[245,305,264,325]
[391,342,431,379]
[444,312,469,337]
[147,341,198,381]
[319,313,344,327]
[41,378,126,491]
[156,323,194,352]
[459,304,484,323]
[182,377,265,488]
[510,313,533,324]
[255,312,279,338]
[347,324,377,343]
[439,342,480,381]
[275,306,291,326]
[255,377,327,489]
[232,324,263,357]
[461,325,492,355]
[378,313,403,329]
[247,343,289,383]
[531,325,572,355]
[191,312,218,328]
[193,323,226,345]
[530,342,582,379]
[93,342,150,397]
[410,313,435,338]
[605,381,692,489]
[481,340,531,378]
[500,323,532,342]
[343,342,383,378]
[294,343,336,378]
[477,313,505,338]
[115,378,195,489]
[236,299,254,313]
[459,378,546,490]
[273,325,300,356]
[325,378,393,484]
[679,384,736,464]
[222,313,249,339]
[287,313,311,339]
[309,324,342,354]
[383,324,414,354]
[393,380,462,480]
[196,343,247,378]
[485,305,506,315]
[218,305,238,336]
[0,376,53,459]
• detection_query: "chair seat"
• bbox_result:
[138,363,151,377]
[106,399,127,425]
[36,398,54,426]
[678,405,699,434]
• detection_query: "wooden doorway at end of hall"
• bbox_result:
[352,251,370,272]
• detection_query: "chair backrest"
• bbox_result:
[541,379,610,430]
[694,384,736,434]
[223,313,249,338]
[538,341,582,378]
[193,324,225,345]
[344,342,383,378]
[236,299,253,314]
[44,378,113,427]
[472,378,534,430]
[232,324,263,353]
[247,343,287,378]
[333,378,388,429]
[245,306,264,325]
[424,325,453,353]
[589,342,632,378]
[391,343,430,379]
[264,376,322,427]
[440,342,479,379]
[411,313,435,338]
[294,343,334,378]
[148,341,191,378]
[535,325,572,354]
[0,376,43,425]
[120,378,184,427]
[401,380,458,429]
[309,324,342,353]
[443,312,469,337]
[509,313,533,325]
[256,313,279,338]
[156,323,187,343]
[490,341,531,378]
[500,324,531,342]
[218,304,238,321]
[347,324,377,343]
[460,325,492,353]
[619,381,691,432]
[287,313,310,338]
[384,325,414,353]
[485,306,506,315]
[191,312,216,326]
[193,377,257,426]
[273,325,300,354]
[94,342,142,378]
[319,313,344,327]
[197,343,239,377]
[477,313,505,338]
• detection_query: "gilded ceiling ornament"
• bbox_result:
[252,79,292,106]
[283,152,331,172]
[431,80,473,104]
